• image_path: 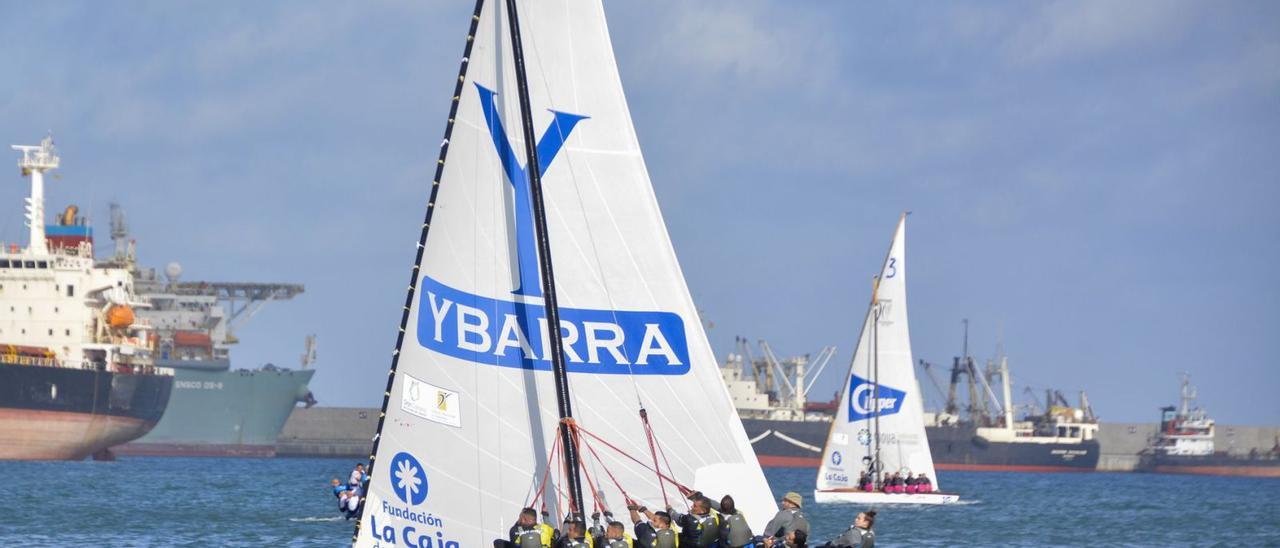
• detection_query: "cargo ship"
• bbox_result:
[0,136,173,460]
[110,231,316,457]
[726,328,1101,472]
[1137,374,1280,477]
[922,352,1100,472]
[720,337,838,467]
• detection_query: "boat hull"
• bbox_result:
[814,490,960,505]
[116,363,315,457]
[0,362,173,460]
[927,425,1100,472]
[1138,454,1280,478]
[742,418,830,468]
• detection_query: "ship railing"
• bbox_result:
[2,354,59,367]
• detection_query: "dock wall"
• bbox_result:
[277,407,1280,471]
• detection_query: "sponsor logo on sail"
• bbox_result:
[831,450,843,466]
[415,83,691,375]
[847,374,907,422]
[401,374,462,428]
[390,452,429,505]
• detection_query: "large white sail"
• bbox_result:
[356,1,775,546]
[816,215,940,492]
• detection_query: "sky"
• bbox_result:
[0,1,1276,425]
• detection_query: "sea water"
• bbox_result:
[3,457,1277,546]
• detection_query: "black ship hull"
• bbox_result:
[0,362,173,460]
[741,418,832,467]
[741,419,1102,472]
[1138,453,1280,477]
[927,425,1099,472]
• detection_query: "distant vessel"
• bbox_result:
[0,136,172,460]
[720,337,838,467]
[1138,373,1280,477]
[111,241,315,457]
[813,214,958,504]
[920,323,1101,472]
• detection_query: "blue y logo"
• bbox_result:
[475,83,589,298]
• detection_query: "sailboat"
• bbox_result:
[813,215,959,505]
[354,1,776,546]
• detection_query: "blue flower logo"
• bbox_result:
[831,451,843,466]
[390,452,429,505]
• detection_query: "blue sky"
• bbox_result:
[1,1,1276,425]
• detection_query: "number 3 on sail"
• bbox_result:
[353,1,776,546]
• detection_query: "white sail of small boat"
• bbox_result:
[354,0,775,545]
[814,215,959,505]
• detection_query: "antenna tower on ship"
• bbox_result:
[12,135,60,256]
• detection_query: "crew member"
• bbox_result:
[497,507,556,548]
[761,492,810,540]
[599,521,633,548]
[630,505,678,548]
[668,497,720,548]
[349,463,366,488]
[915,474,933,493]
[556,521,591,548]
[701,494,752,548]
[823,511,875,548]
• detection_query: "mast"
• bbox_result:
[871,296,882,489]
[504,0,586,518]
[12,135,60,256]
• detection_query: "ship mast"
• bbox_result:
[871,291,882,489]
[504,0,586,518]
[12,135,60,256]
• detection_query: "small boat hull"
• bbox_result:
[813,490,960,505]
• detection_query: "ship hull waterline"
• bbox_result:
[0,362,173,461]
[115,364,315,458]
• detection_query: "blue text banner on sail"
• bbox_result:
[417,275,690,375]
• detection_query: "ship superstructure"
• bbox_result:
[0,136,173,460]
[920,323,1100,471]
[112,236,316,456]
[1138,374,1280,477]
[720,337,839,466]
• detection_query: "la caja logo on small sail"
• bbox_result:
[416,83,692,376]
[847,374,907,422]
[390,452,429,506]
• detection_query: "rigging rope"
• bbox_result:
[639,408,670,508]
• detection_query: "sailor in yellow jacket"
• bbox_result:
[498,508,557,548]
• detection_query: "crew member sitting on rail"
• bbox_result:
[903,473,917,493]
[496,507,557,548]
[348,463,366,489]
[822,511,875,548]
[762,492,810,541]
[668,497,721,548]
[629,505,678,548]
[856,472,870,492]
[914,474,933,493]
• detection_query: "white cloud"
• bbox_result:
[1005,0,1202,66]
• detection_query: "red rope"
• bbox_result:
[639,409,670,508]
[574,423,692,493]
[530,429,563,508]
[569,425,607,514]
[650,423,693,508]
[578,431,637,507]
